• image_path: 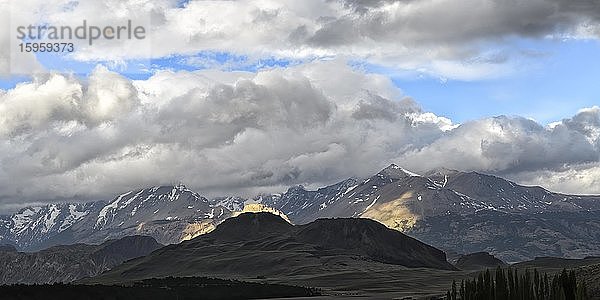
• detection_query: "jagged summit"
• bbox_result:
[173,182,189,190]
[94,184,213,230]
[378,164,421,179]
[287,185,307,193]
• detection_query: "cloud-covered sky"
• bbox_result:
[3,0,600,76]
[0,0,599,211]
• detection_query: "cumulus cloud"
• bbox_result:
[1,59,600,211]
[395,106,600,194]
[512,163,600,195]
[2,0,600,79]
[397,114,600,173]
[0,60,442,208]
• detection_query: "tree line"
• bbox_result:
[446,267,589,300]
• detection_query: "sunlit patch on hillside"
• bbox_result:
[180,222,216,242]
[232,203,292,224]
[361,191,420,232]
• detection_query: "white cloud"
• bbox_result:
[514,163,600,195]
[82,65,140,124]
[1,59,600,211]
[396,115,599,173]
[2,0,600,79]
[0,73,82,136]
[0,59,443,207]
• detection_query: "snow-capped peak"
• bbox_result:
[380,164,421,178]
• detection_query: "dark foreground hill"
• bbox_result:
[0,236,162,284]
[0,277,317,300]
[85,212,455,286]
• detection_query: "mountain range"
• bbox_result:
[0,184,239,251]
[1,164,599,261]
[261,164,599,225]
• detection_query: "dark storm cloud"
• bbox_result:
[303,0,600,48]
[352,94,420,121]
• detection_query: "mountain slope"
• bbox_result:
[407,210,600,262]
[295,217,452,269]
[0,236,162,284]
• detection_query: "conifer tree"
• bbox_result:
[514,269,520,300]
[544,273,550,300]
[576,282,589,300]
[508,268,516,300]
[451,280,457,300]
[449,267,588,300]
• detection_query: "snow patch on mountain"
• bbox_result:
[96,191,132,229]
[59,204,90,231]
[11,207,42,235]
[43,205,60,233]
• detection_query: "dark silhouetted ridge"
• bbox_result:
[297,217,455,270]
[91,236,162,266]
[88,212,456,285]
[206,212,293,241]
[0,235,163,284]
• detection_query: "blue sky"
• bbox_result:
[3,38,598,125]
[394,39,600,124]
